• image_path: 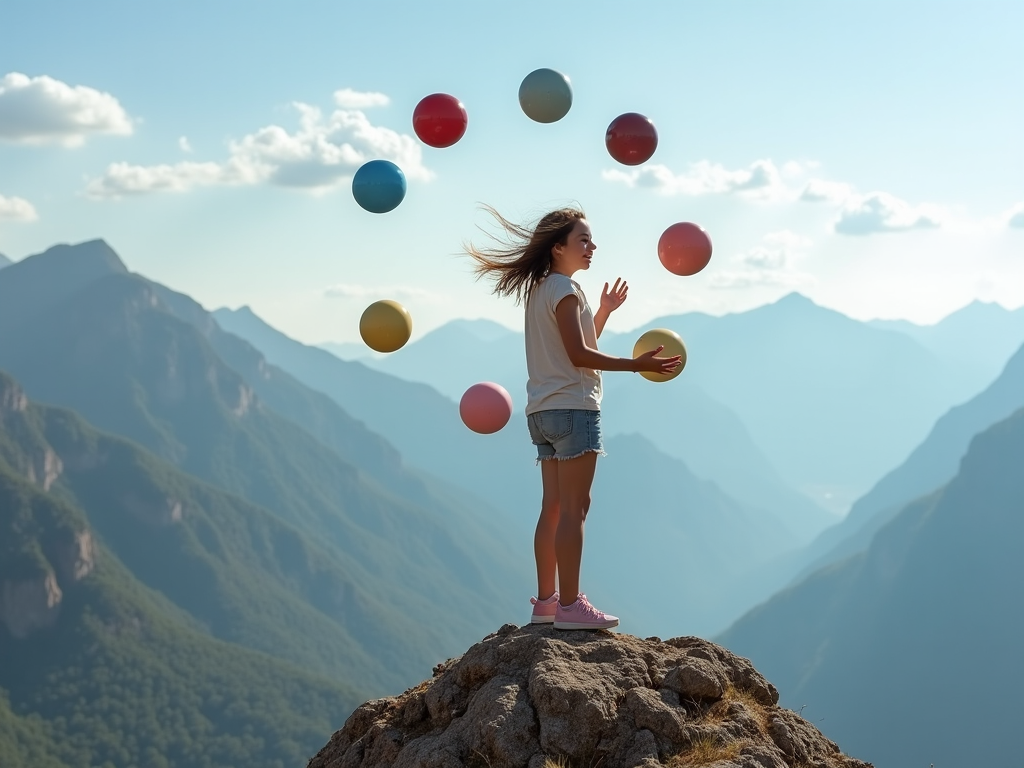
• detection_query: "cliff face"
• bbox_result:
[0,376,64,490]
[0,374,96,640]
[0,530,95,639]
[0,572,63,638]
[309,624,871,768]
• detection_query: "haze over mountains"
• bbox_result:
[789,341,1024,582]
[308,296,1024,516]
[718,407,1024,767]
[1,238,1021,766]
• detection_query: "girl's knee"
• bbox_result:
[539,499,560,520]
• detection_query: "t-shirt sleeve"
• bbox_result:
[545,274,578,315]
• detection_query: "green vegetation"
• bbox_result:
[0,460,363,768]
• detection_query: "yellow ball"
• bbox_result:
[632,328,687,382]
[359,300,413,353]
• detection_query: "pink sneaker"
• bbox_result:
[530,592,559,624]
[554,594,619,630]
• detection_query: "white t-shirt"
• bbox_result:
[524,273,602,415]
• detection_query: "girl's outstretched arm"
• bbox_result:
[555,295,680,375]
[594,278,628,338]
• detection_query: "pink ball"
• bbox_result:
[459,382,513,434]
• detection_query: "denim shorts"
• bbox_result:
[527,408,605,461]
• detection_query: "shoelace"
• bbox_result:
[575,594,603,618]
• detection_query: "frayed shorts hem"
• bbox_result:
[535,447,607,465]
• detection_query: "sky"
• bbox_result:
[1,0,1022,345]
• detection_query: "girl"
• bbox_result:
[467,207,681,630]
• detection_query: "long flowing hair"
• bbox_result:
[465,205,586,305]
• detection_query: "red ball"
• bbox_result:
[658,223,713,276]
[459,382,513,434]
[605,112,658,166]
[413,93,468,148]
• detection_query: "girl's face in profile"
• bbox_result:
[551,219,596,276]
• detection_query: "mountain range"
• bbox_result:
[0,241,531,690]
[324,294,1024,518]
[718,406,1024,766]
[0,377,364,767]
[0,252,11,269]
[869,299,1024,390]
[2,237,1021,765]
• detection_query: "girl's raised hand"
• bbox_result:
[634,345,683,375]
[600,278,628,313]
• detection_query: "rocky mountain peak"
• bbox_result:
[309,624,870,768]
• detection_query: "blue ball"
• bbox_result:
[352,159,407,214]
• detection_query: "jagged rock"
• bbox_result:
[25,446,63,490]
[0,572,62,638]
[308,624,871,768]
[54,529,96,582]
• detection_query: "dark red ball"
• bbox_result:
[413,93,468,148]
[605,112,658,166]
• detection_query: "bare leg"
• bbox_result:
[554,451,598,606]
[534,459,560,600]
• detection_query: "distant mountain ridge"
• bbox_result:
[314,291,1019,517]
[869,299,1024,387]
[718,407,1024,766]
[790,340,1024,581]
[222,307,835,541]
[0,252,11,269]
[599,292,999,508]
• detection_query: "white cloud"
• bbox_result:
[0,72,132,146]
[709,229,814,290]
[1006,202,1024,229]
[602,159,793,200]
[324,283,434,300]
[603,155,952,238]
[85,161,243,197]
[333,88,390,109]
[86,95,431,198]
[0,193,38,221]
[800,178,854,204]
[179,136,193,153]
[834,192,943,235]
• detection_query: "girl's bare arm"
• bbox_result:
[555,296,680,375]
